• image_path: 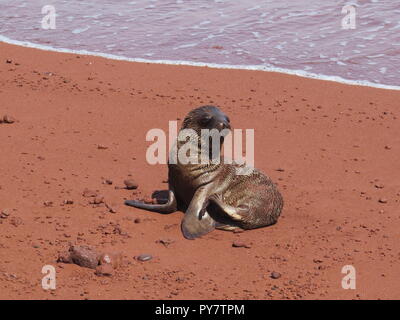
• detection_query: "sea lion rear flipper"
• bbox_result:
[124,190,177,214]
[181,211,216,240]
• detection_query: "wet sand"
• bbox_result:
[0,42,399,299]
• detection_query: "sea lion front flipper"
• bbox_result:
[181,187,216,239]
[124,190,177,214]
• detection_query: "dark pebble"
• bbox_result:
[232,241,251,248]
[124,179,138,190]
[271,272,281,279]
[136,254,152,262]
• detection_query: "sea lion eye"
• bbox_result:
[200,115,212,125]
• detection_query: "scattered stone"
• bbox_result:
[384,145,391,150]
[156,239,174,247]
[375,183,384,189]
[97,144,108,150]
[95,264,114,277]
[378,198,388,204]
[10,216,22,227]
[105,202,118,213]
[3,115,16,124]
[270,272,281,279]
[99,252,123,269]
[144,197,156,204]
[6,59,12,64]
[136,254,152,262]
[232,241,251,248]
[64,199,74,205]
[57,251,73,264]
[103,179,113,185]
[68,245,100,269]
[0,209,11,219]
[134,218,141,224]
[113,225,127,236]
[43,201,53,207]
[124,179,138,190]
[91,195,104,205]
[82,188,97,197]
[275,168,285,172]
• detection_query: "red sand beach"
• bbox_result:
[0,42,399,299]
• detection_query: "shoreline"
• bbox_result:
[0,41,399,300]
[1,35,399,91]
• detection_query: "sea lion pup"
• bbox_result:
[125,105,283,239]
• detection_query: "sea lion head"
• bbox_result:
[182,105,231,134]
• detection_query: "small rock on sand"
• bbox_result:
[10,216,22,227]
[136,254,152,262]
[43,201,53,207]
[99,252,123,269]
[378,198,388,204]
[68,245,100,269]
[105,202,118,213]
[82,188,97,198]
[0,209,11,219]
[124,179,138,190]
[95,264,114,277]
[156,239,174,247]
[232,241,251,248]
[144,197,157,204]
[3,115,16,124]
[91,195,104,205]
[271,272,281,279]
[58,246,123,272]
[57,251,73,264]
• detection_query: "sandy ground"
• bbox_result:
[0,42,399,300]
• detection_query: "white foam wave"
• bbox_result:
[1,35,399,91]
